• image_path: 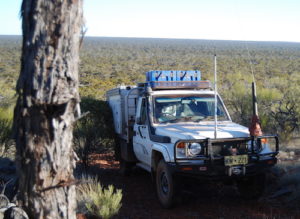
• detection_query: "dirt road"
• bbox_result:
[85,153,299,219]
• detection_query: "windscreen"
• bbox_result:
[153,95,230,123]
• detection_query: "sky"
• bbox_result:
[0,0,300,42]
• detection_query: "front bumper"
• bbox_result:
[168,156,277,180]
[171,136,279,180]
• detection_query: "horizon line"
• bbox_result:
[0,34,299,44]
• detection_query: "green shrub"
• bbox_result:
[76,175,122,219]
[0,107,14,158]
[73,97,116,166]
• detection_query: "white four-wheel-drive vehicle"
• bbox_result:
[106,70,279,208]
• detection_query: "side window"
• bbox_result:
[140,98,147,124]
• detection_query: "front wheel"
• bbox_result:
[156,160,176,208]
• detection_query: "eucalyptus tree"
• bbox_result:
[14,0,83,218]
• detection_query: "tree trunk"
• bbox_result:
[14,0,83,218]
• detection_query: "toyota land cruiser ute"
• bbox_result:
[106,70,279,208]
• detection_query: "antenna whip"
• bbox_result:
[214,54,218,139]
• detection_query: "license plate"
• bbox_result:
[224,155,248,166]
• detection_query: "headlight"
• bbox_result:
[176,142,203,158]
[187,143,202,157]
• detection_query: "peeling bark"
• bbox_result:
[14,0,83,218]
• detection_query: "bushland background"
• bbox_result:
[0,35,300,217]
[1,36,300,154]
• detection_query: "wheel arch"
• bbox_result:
[151,144,171,173]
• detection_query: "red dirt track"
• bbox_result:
[85,153,299,219]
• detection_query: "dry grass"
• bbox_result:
[76,175,122,219]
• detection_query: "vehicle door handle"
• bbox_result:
[138,126,144,138]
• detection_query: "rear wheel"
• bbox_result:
[237,173,266,200]
[156,160,176,208]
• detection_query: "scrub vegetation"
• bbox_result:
[76,175,122,219]
[73,97,116,166]
[0,35,300,217]
[1,35,300,151]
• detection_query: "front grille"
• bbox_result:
[212,142,248,156]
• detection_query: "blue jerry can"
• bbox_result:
[176,70,201,81]
[146,70,176,82]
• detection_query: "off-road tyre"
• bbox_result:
[156,159,177,208]
[237,173,266,200]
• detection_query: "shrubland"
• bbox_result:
[0,35,300,155]
[1,35,300,218]
[73,97,116,166]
